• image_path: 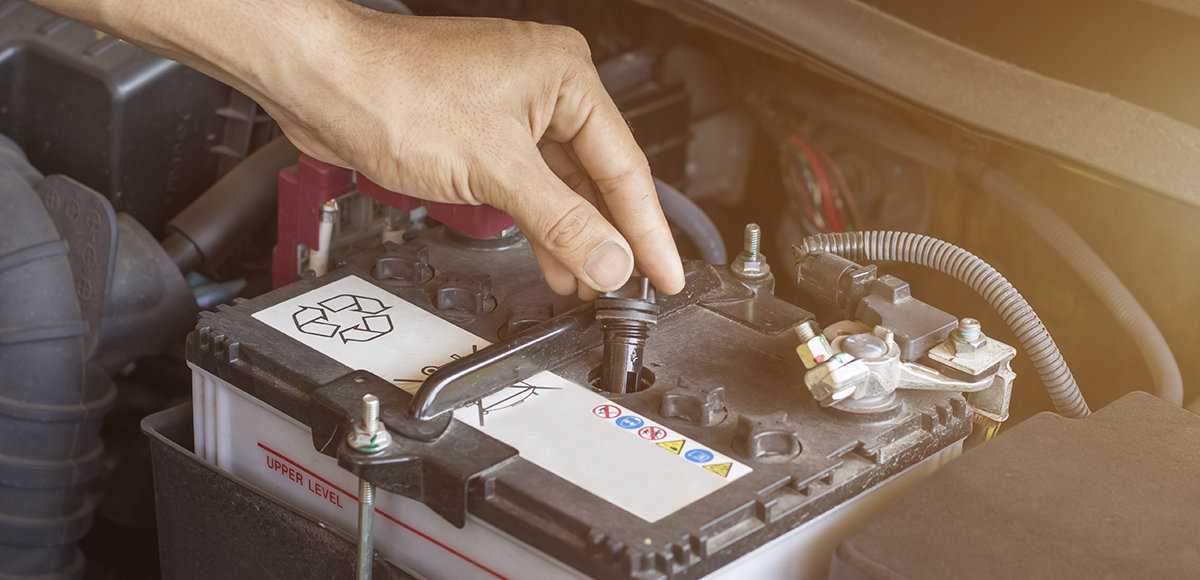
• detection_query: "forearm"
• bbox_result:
[29,0,354,114]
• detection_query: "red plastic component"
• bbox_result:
[356,175,515,239]
[423,201,515,239]
[272,155,353,288]
[273,155,516,288]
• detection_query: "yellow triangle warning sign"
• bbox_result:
[703,462,732,478]
[657,440,684,454]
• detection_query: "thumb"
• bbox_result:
[492,150,634,293]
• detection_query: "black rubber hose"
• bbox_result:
[0,138,113,577]
[163,136,299,273]
[979,171,1184,406]
[772,88,1183,406]
[794,231,1091,419]
[655,177,728,265]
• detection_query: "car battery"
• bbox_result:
[183,227,971,579]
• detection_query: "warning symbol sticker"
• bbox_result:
[657,440,684,454]
[592,404,621,419]
[703,463,732,478]
[588,397,752,483]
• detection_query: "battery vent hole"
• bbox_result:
[588,366,656,393]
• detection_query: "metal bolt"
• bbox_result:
[951,318,986,356]
[956,318,982,342]
[743,223,762,260]
[731,223,770,279]
[356,478,374,580]
[353,393,384,580]
[362,394,379,431]
[795,321,819,343]
[347,393,391,452]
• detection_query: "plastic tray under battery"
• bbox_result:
[189,364,961,579]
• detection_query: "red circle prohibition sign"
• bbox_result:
[592,404,621,419]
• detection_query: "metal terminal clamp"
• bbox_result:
[796,318,1017,422]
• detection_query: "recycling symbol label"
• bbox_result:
[292,294,394,343]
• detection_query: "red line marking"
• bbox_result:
[374,508,507,579]
[259,442,356,499]
[258,443,507,580]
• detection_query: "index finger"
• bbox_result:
[545,73,685,294]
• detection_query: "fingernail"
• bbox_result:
[584,242,632,291]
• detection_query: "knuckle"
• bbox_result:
[537,24,591,69]
[593,159,651,195]
[544,202,596,253]
[550,25,590,55]
[560,168,591,193]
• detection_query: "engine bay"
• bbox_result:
[2,0,1198,578]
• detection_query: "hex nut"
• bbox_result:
[347,428,392,453]
[730,256,771,279]
[951,332,988,356]
[796,334,834,369]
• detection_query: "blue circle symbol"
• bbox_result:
[684,449,715,463]
[615,416,644,430]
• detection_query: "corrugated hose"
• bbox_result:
[794,230,1091,419]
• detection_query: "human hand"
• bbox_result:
[38,0,684,296]
[261,9,686,297]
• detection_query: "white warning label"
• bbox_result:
[590,405,751,482]
[453,372,752,522]
[254,275,752,522]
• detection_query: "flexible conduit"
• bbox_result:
[773,87,1182,406]
[795,231,1091,418]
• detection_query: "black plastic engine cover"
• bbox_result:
[0,2,232,234]
[832,391,1200,580]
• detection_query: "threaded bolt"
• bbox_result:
[355,476,375,579]
[743,223,762,260]
[359,478,374,504]
[795,320,819,343]
[361,394,380,432]
[956,318,982,342]
[349,393,390,452]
